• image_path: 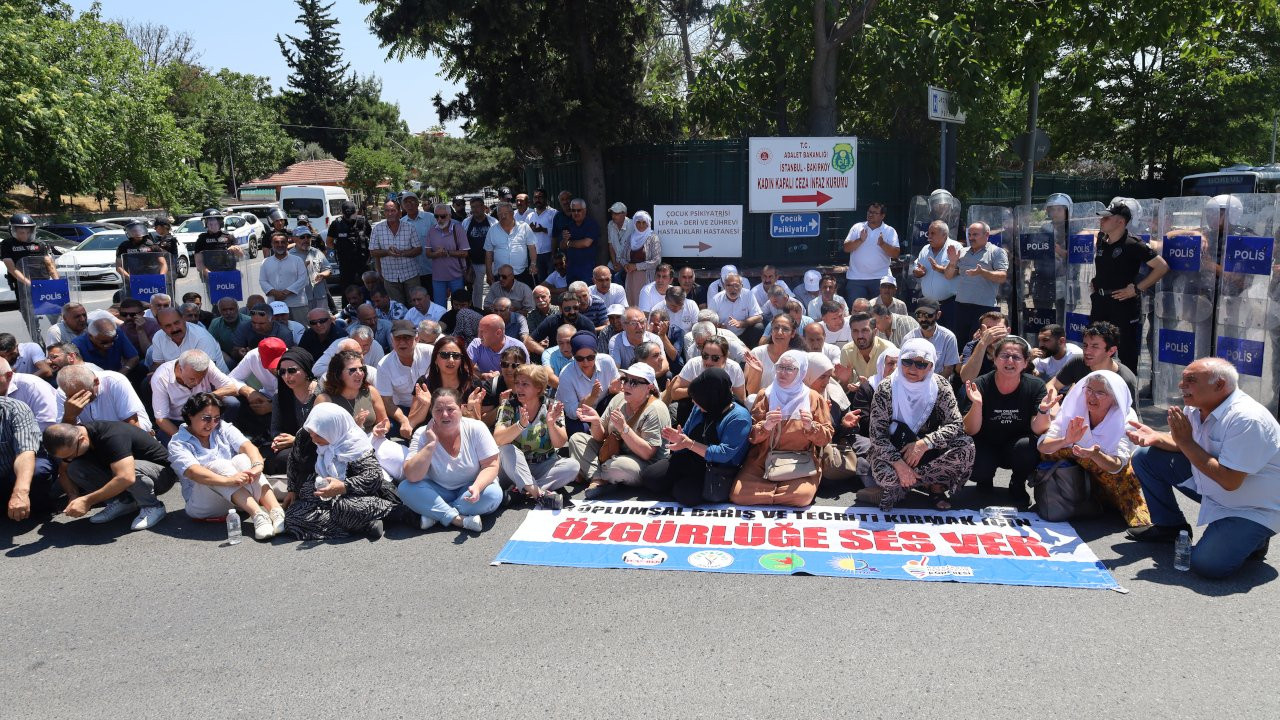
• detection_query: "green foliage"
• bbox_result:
[344,144,406,203]
[296,142,334,162]
[417,133,519,199]
[276,0,356,157]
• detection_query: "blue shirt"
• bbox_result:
[72,331,138,372]
[348,319,393,353]
[563,216,601,284]
[684,402,752,466]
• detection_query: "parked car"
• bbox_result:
[42,222,122,244]
[172,213,259,259]
[55,230,195,286]
[0,225,80,256]
[97,215,154,229]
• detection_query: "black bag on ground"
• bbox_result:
[1028,460,1101,522]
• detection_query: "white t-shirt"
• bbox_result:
[678,357,746,389]
[409,417,499,490]
[1033,343,1083,379]
[751,280,792,308]
[823,319,852,344]
[527,207,557,254]
[151,360,241,421]
[12,342,46,375]
[749,345,780,389]
[589,283,627,308]
[637,282,673,314]
[807,294,848,320]
[55,370,151,432]
[845,222,900,280]
[375,344,434,406]
[229,348,279,397]
[657,299,699,334]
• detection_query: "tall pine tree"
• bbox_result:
[276,0,355,157]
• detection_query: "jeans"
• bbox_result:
[432,277,464,307]
[1131,446,1274,578]
[396,477,502,527]
[0,455,58,515]
[844,278,881,306]
[536,252,552,279]
[953,302,996,347]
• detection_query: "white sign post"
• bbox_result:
[653,205,743,258]
[748,137,858,213]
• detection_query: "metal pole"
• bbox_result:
[1271,110,1277,164]
[1021,80,1040,206]
[939,121,946,187]
[227,136,238,199]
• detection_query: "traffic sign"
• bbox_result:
[653,205,743,257]
[770,212,821,238]
[748,137,857,213]
[928,86,966,124]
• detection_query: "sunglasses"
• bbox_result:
[435,214,450,219]
[914,312,937,320]
[500,362,521,369]
[279,366,303,376]
[198,414,221,423]
[701,353,723,362]
[251,311,270,317]
[309,318,331,326]
[900,358,932,369]
[120,311,140,318]
[574,354,596,363]
[345,366,367,375]
[437,351,462,361]
[622,376,649,387]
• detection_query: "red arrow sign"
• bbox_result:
[683,242,712,252]
[781,190,832,206]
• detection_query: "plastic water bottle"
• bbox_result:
[226,510,242,545]
[1174,530,1191,571]
[315,476,329,491]
[981,506,1017,520]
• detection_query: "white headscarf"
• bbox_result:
[765,349,811,419]
[304,404,374,480]
[871,346,900,388]
[806,351,849,411]
[891,338,939,433]
[630,211,653,250]
[1047,369,1134,454]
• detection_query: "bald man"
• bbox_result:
[466,313,527,377]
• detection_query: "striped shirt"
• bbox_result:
[0,396,41,472]
[370,219,421,282]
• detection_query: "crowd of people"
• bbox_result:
[0,192,1274,581]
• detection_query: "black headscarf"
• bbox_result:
[274,346,317,434]
[687,368,734,445]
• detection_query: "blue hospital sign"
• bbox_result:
[1157,329,1196,366]
[1068,234,1094,265]
[1162,235,1202,273]
[1216,336,1264,377]
[130,274,167,303]
[208,270,243,303]
[1222,236,1273,275]
[29,278,70,316]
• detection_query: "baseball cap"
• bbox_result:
[607,304,626,317]
[269,301,289,316]
[390,319,417,337]
[258,337,287,370]
[804,269,821,292]
[620,362,656,387]
[250,303,272,316]
[291,225,312,237]
[1098,202,1133,223]
[400,191,419,201]
[879,273,897,287]
[609,202,627,214]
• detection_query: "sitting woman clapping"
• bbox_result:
[494,364,578,510]
[400,388,503,532]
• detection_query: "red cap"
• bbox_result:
[258,337,287,370]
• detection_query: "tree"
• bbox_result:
[417,133,519,199]
[366,0,668,228]
[296,142,334,161]
[119,20,201,70]
[276,0,355,156]
[344,144,405,204]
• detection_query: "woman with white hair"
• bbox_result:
[869,338,974,510]
[623,211,662,306]
[730,349,832,507]
[1037,369,1151,526]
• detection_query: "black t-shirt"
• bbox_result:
[1052,356,1138,401]
[328,216,371,259]
[0,235,52,277]
[151,233,179,258]
[973,371,1046,447]
[465,215,493,264]
[532,313,595,342]
[84,421,170,469]
[1093,230,1157,293]
[115,237,164,266]
[191,231,236,255]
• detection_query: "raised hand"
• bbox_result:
[965,380,982,406]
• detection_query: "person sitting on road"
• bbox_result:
[744,313,797,398]
[168,394,282,540]
[557,330,620,435]
[957,311,1011,384]
[0,357,58,430]
[665,333,746,424]
[807,351,862,487]
[413,335,485,427]
[962,336,1052,506]
[1126,358,1280,578]
[572,363,671,500]
[315,349,387,435]
[869,338,974,511]
[151,307,228,372]
[44,421,176,531]
[151,349,263,443]
[1047,320,1138,402]
[494,364,576,510]
[1037,369,1151,528]
[642,368,750,507]
[314,332,383,378]
[479,346,527,427]
[298,308,346,360]
[347,303,393,353]
[0,332,53,379]
[55,363,151,431]
[400,388,502,533]
[376,320,435,439]
[71,316,140,377]
[284,404,402,541]
[265,348,318,475]
[540,324,577,385]
[0,396,57,523]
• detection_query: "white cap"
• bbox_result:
[606,303,626,317]
[269,301,289,316]
[609,202,627,214]
[804,269,821,292]
[879,273,897,287]
[620,362,657,387]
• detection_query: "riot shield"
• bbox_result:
[202,249,247,305]
[1061,202,1106,343]
[1151,196,1216,409]
[900,194,961,307]
[20,254,72,344]
[1213,193,1280,414]
[966,205,1014,311]
[121,251,175,305]
[1012,203,1060,341]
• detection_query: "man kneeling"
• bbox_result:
[1126,358,1278,578]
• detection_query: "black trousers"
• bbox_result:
[1089,295,1142,373]
[970,435,1040,490]
[641,453,713,507]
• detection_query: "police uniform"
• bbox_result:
[0,233,53,315]
[192,230,238,272]
[327,214,371,290]
[115,236,166,275]
[1090,228,1156,372]
[150,231,180,259]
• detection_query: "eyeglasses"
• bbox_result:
[571,209,585,214]
[622,319,643,327]
[900,358,932,369]
[914,312,937,320]
[198,414,221,423]
[345,366,367,375]
[251,311,269,317]
[574,354,596,363]
[497,274,512,280]
[437,351,462,360]
[622,376,649,387]
[309,318,331,326]
[996,353,1025,361]
[775,364,799,373]
[500,362,521,369]
[701,353,723,362]
[279,366,303,376]
[435,213,450,219]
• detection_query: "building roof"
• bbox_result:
[245,159,347,188]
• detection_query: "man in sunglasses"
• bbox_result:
[376,320,435,440]
[540,324,578,387]
[901,298,960,378]
[299,309,346,361]
[483,263,534,313]
[527,295,595,359]
[117,298,161,363]
[404,286,446,326]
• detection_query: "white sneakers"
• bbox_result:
[252,512,275,541]
[461,514,483,533]
[89,497,166,531]
[269,507,286,536]
[420,514,437,531]
[130,505,166,530]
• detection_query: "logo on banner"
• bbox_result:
[758,552,805,572]
[208,270,243,303]
[1158,329,1196,366]
[1068,234,1094,264]
[687,550,735,570]
[831,143,855,173]
[1018,232,1052,261]
[1065,312,1090,342]
[29,278,70,316]
[1223,236,1273,275]
[829,556,878,574]
[902,555,974,579]
[129,274,166,303]
[1162,234,1202,273]
[621,548,668,567]
[1216,336,1265,377]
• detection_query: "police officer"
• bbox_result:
[1090,200,1169,372]
[151,213,180,260]
[191,208,242,275]
[265,208,289,253]
[326,201,371,292]
[115,219,169,283]
[0,213,56,319]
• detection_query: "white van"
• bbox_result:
[278,185,350,241]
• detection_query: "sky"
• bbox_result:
[69,0,465,135]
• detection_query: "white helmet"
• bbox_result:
[1110,197,1142,225]
[1046,193,1073,208]
[1204,194,1244,228]
[927,188,957,209]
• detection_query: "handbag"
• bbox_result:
[598,397,655,465]
[1028,460,1101,522]
[763,424,818,483]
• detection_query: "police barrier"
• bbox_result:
[1213,193,1280,414]
[1062,202,1105,343]
[202,249,246,305]
[20,254,72,344]
[966,205,1014,310]
[1151,196,1217,408]
[121,251,175,305]
[1012,203,1060,341]
[900,191,961,307]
